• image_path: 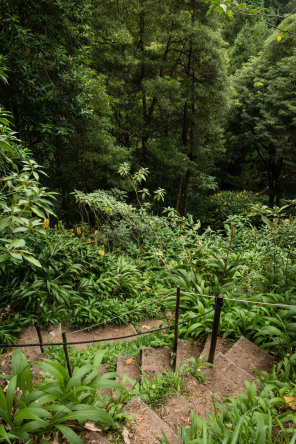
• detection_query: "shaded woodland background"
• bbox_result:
[1,0,296,222]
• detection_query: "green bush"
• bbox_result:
[204,190,268,226]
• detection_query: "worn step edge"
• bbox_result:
[116,356,141,390]
[213,352,255,391]
[224,335,274,376]
[124,396,182,444]
[175,339,203,370]
[141,347,172,375]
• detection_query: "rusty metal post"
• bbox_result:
[208,294,224,365]
[173,285,181,354]
[34,320,44,353]
[62,331,72,377]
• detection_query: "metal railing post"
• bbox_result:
[207,293,224,364]
[62,331,72,377]
[173,285,181,354]
[34,320,44,353]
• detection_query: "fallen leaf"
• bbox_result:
[283,396,296,410]
[125,358,134,365]
[84,421,102,432]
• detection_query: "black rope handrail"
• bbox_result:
[0,308,215,349]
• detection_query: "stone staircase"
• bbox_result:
[16,323,274,443]
[119,335,274,444]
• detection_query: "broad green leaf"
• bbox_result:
[0,217,12,232]
[35,360,69,383]
[56,408,114,426]
[7,238,25,249]
[14,407,51,421]
[11,349,32,392]
[56,424,84,444]
[22,254,42,267]
[6,376,17,423]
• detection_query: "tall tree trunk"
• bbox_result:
[182,170,191,216]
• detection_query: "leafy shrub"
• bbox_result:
[0,349,120,443]
[204,190,268,226]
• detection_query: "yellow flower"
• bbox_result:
[76,226,82,235]
[99,249,105,256]
[252,232,255,235]
[94,230,98,236]
[42,219,50,229]
[87,238,92,243]
[224,202,227,205]
[211,199,213,202]
[229,197,231,200]
[106,207,110,213]
[72,233,75,236]
[243,190,246,193]
[216,209,219,212]
[236,195,239,198]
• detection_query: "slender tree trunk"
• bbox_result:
[175,176,183,212]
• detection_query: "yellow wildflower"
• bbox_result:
[106,207,110,213]
[211,199,213,202]
[87,238,92,243]
[229,197,231,200]
[94,230,98,236]
[216,209,219,212]
[99,249,105,256]
[236,195,239,198]
[224,202,227,205]
[42,219,50,229]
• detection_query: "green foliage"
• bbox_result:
[0,111,55,270]
[225,15,296,205]
[46,330,173,371]
[205,190,268,226]
[0,350,120,443]
[158,360,296,443]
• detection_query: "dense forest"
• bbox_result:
[1,0,296,443]
[1,0,296,219]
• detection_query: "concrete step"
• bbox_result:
[185,372,234,418]
[141,347,172,376]
[78,430,110,443]
[18,323,62,362]
[175,339,202,370]
[224,335,274,377]
[124,396,182,444]
[116,356,140,390]
[156,392,197,431]
[201,334,233,362]
[211,352,254,391]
